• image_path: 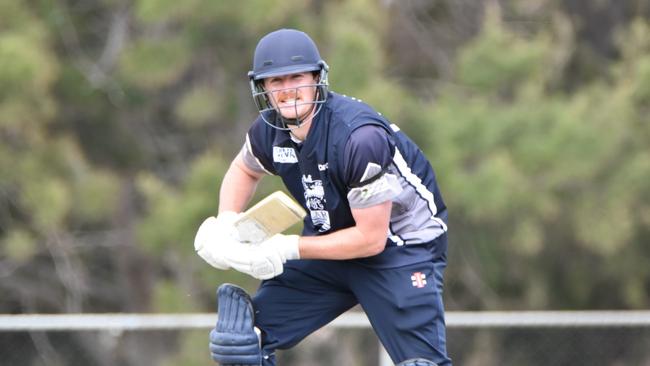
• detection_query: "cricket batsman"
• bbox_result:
[194,28,452,366]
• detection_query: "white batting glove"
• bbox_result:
[224,234,300,280]
[260,234,300,262]
[194,211,241,270]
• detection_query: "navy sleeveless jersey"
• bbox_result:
[241,92,448,268]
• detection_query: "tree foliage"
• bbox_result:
[2,0,650,365]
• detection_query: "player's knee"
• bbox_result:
[396,358,438,366]
[209,327,261,364]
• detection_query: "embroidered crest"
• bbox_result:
[302,174,330,232]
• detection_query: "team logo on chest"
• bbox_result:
[411,272,427,288]
[302,174,331,232]
[273,146,298,163]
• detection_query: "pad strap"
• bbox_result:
[210,284,262,365]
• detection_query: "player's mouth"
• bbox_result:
[278,97,302,107]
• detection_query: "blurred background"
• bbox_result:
[1,0,650,365]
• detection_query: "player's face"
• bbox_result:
[263,72,318,120]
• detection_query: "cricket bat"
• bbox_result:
[234,191,306,243]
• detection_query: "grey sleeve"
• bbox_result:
[343,125,402,209]
[240,134,274,175]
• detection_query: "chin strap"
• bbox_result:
[273,102,316,130]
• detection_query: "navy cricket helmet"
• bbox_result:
[248,29,329,130]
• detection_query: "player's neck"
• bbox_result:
[289,118,312,141]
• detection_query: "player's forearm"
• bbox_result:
[218,156,263,213]
[298,201,392,260]
[298,227,386,260]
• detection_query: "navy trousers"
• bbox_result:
[252,254,452,366]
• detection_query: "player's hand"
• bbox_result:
[222,243,283,280]
[260,234,300,262]
[194,211,241,270]
[224,234,300,280]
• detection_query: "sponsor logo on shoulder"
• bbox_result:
[273,146,298,163]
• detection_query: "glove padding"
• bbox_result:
[194,211,240,270]
[224,234,300,280]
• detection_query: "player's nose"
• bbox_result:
[279,86,300,98]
